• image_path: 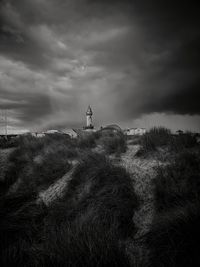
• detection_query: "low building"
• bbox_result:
[175,130,184,135]
[124,128,146,136]
[44,129,61,134]
[35,133,45,138]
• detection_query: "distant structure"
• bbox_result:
[101,124,122,133]
[63,129,78,138]
[124,128,146,136]
[84,105,94,130]
[33,129,77,138]
[33,132,45,138]
[175,130,184,135]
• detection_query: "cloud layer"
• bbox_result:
[0,0,200,131]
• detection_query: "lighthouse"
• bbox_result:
[85,105,94,129]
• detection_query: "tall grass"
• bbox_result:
[40,152,138,266]
[97,130,127,155]
[0,192,47,267]
[147,150,200,266]
[137,127,198,157]
[154,150,200,211]
[0,152,139,266]
[171,132,198,152]
[137,127,171,156]
[0,137,20,149]
[77,132,98,149]
[2,130,128,196]
[147,201,200,267]
[3,135,77,194]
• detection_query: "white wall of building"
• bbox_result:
[125,128,146,136]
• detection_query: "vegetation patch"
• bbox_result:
[97,130,127,155]
[1,127,200,266]
[0,192,47,267]
[147,150,200,267]
[41,152,138,266]
[154,150,200,212]
[0,152,139,267]
[136,127,198,158]
[2,135,77,194]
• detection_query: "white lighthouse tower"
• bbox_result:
[85,105,94,129]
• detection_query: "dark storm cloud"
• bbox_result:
[80,0,200,118]
[0,0,200,131]
[0,1,47,69]
[133,82,200,116]
[0,0,77,70]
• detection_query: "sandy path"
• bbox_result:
[118,145,164,265]
[120,145,160,236]
[37,162,78,206]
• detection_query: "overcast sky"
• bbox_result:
[0,0,200,133]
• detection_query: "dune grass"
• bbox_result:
[1,128,199,266]
[147,149,200,267]
[0,152,139,266]
[2,135,77,195]
[136,127,198,158]
[97,130,127,155]
[154,150,200,211]
[0,192,47,267]
[40,152,138,266]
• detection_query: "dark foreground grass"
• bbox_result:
[154,150,200,211]
[0,192,47,267]
[0,153,139,267]
[147,150,200,267]
[3,130,199,266]
[41,153,138,266]
[147,201,200,267]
